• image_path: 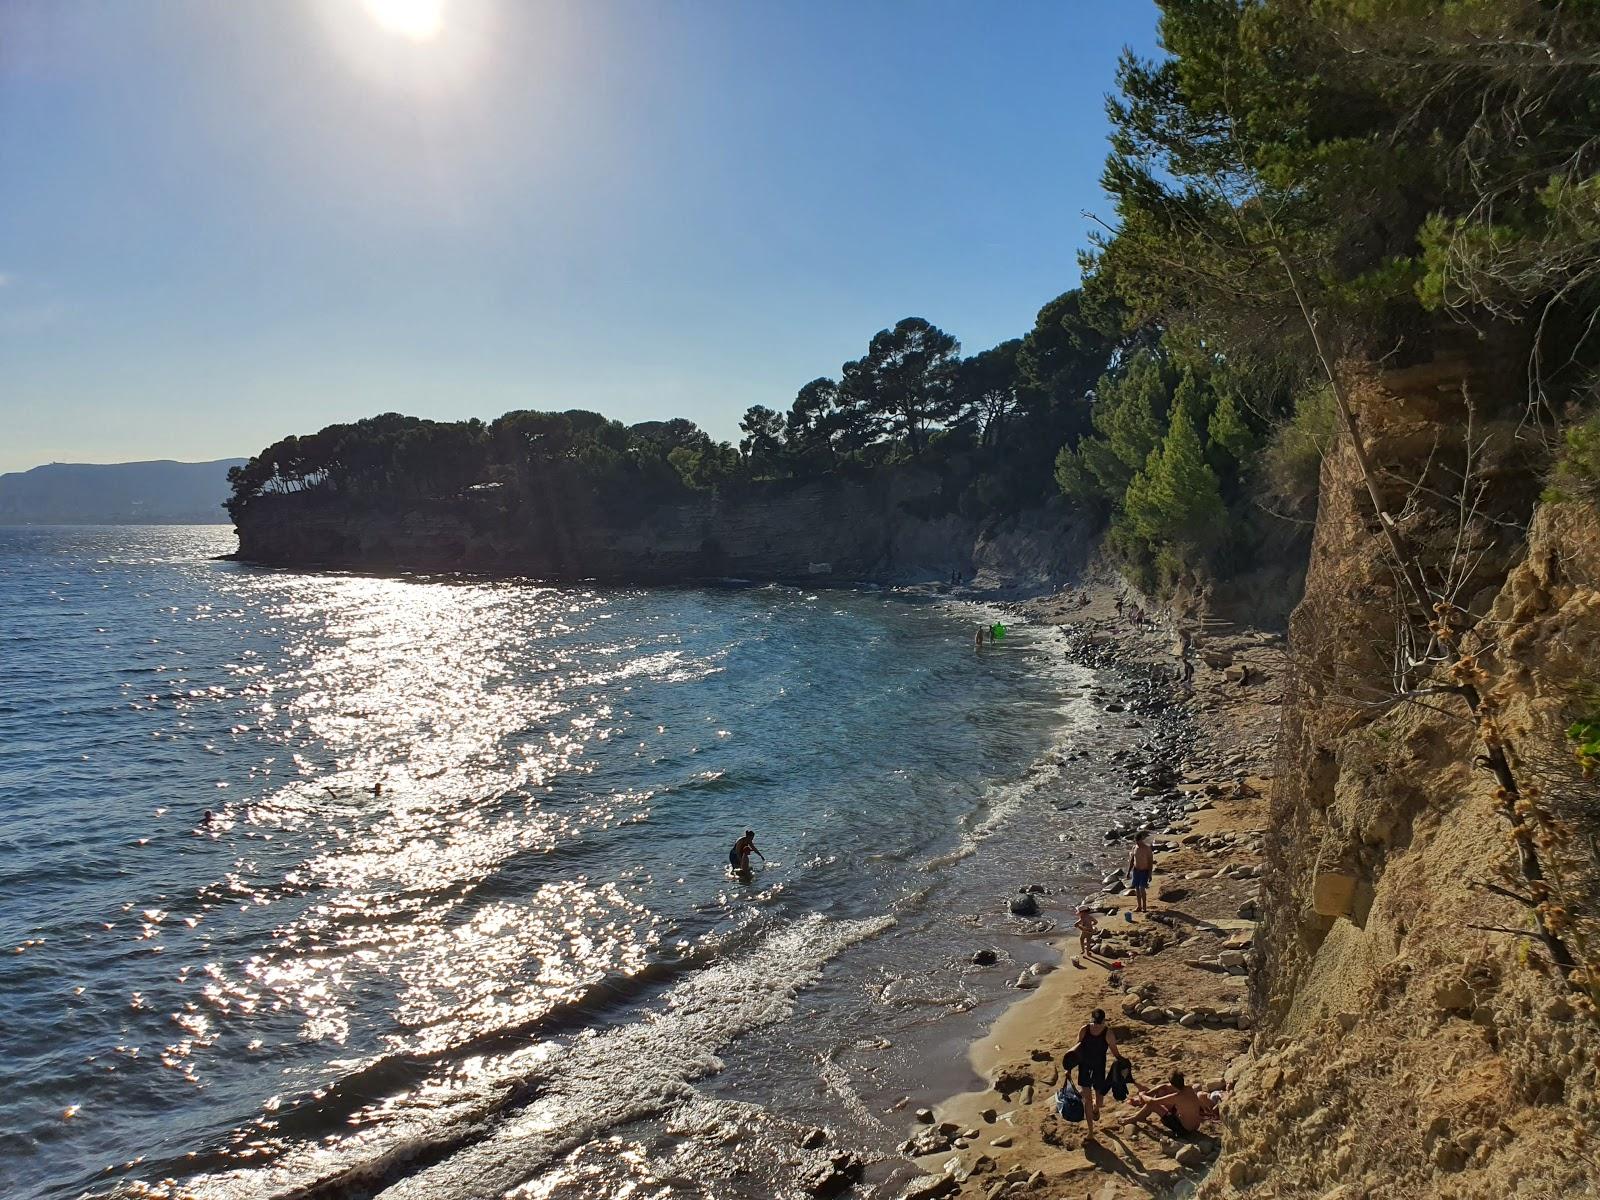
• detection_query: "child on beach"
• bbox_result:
[1075,905,1099,957]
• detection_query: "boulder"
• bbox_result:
[971,948,999,966]
[800,1151,863,1196]
[1008,893,1040,917]
[903,1128,950,1157]
[899,1176,959,1200]
[1175,1144,1208,1168]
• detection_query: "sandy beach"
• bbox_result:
[895,584,1285,1199]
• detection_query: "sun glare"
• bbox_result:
[362,0,445,42]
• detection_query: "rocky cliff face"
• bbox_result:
[1201,362,1600,1198]
[231,468,1093,591]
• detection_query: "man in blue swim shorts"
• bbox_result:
[1128,830,1154,913]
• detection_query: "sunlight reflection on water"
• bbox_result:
[2,528,1101,1200]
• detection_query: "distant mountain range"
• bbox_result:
[0,458,246,524]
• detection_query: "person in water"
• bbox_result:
[729,829,765,872]
[1119,1069,1209,1136]
[1068,1007,1124,1140]
[1128,830,1155,913]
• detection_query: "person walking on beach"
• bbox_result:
[1118,1069,1209,1136]
[1067,1008,1123,1140]
[728,829,765,873]
[1175,626,1194,687]
[1128,831,1155,913]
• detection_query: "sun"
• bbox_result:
[361,0,445,42]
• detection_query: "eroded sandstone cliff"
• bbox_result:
[1201,363,1600,1198]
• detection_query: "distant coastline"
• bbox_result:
[0,458,243,525]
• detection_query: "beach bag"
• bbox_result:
[1054,1080,1085,1123]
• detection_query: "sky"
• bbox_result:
[0,0,1162,475]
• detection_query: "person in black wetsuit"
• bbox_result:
[1069,1007,1124,1140]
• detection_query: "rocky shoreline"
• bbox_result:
[892,585,1286,1200]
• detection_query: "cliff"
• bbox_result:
[231,467,1093,591]
[0,458,245,524]
[1200,361,1600,1197]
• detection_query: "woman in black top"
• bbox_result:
[1070,1008,1123,1140]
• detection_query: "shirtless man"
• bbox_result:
[728,829,765,873]
[1128,830,1155,913]
[1119,1070,1209,1136]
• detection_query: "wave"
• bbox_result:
[108,913,893,1200]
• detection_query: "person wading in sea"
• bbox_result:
[729,829,765,874]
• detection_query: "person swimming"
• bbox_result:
[728,829,765,873]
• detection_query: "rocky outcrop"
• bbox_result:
[1200,361,1600,1198]
[230,468,1092,589]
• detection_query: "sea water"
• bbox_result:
[0,526,1136,1199]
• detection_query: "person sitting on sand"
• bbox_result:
[1075,905,1099,957]
[1119,1070,1207,1136]
[1067,1007,1124,1140]
[1128,831,1155,913]
[728,829,765,873]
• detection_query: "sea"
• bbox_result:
[0,525,1145,1200]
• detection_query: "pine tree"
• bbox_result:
[1119,400,1228,571]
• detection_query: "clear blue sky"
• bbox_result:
[0,0,1160,474]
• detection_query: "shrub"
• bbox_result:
[1546,409,1600,508]
[1261,385,1339,517]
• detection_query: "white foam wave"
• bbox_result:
[158,913,893,1200]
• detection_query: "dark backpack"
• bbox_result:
[1055,1080,1085,1122]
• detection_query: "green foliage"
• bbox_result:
[838,317,962,454]
[1056,349,1177,507]
[1545,409,1600,508]
[738,405,786,476]
[1117,399,1229,580]
[1261,385,1339,517]
[1570,716,1600,779]
[227,408,719,519]
[668,442,744,492]
[1207,389,1258,475]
